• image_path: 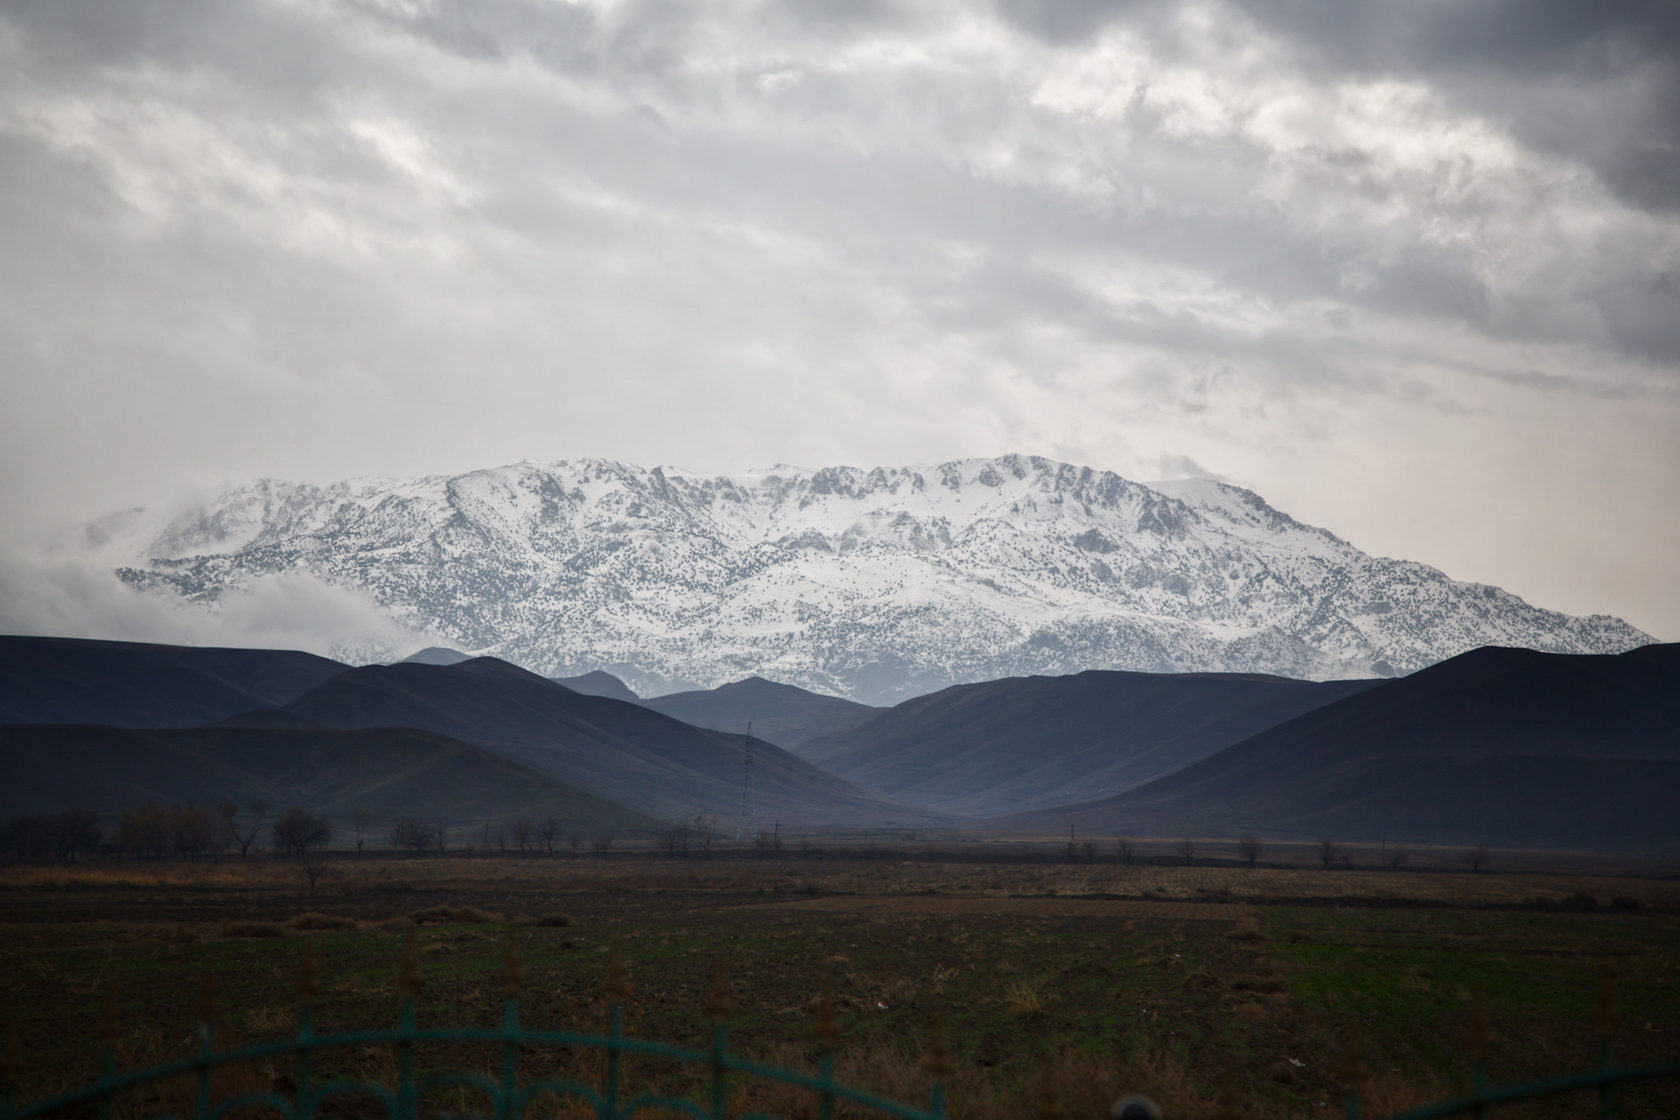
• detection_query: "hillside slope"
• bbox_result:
[801,670,1379,816]
[640,677,882,750]
[0,635,347,727]
[222,657,933,827]
[994,644,1680,851]
[0,723,652,831]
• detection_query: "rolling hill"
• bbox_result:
[0,723,653,831]
[639,677,882,751]
[798,670,1380,816]
[0,635,348,727]
[994,644,1680,851]
[220,657,932,828]
[552,670,640,702]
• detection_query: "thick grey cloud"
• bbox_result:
[0,0,1676,647]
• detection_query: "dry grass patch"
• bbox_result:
[287,911,359,931]
[409,904,503,925]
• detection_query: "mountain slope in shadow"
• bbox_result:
[993,644,1680,851]
[640,677,882,751]
[222,657,932,827]
[799,670,1380,816]
[0,635,348,727]
[551,670,640,702]
[0,723,653,831]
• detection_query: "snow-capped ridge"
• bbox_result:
[94,455,1653,704]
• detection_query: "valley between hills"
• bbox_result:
[3,633,1676,858]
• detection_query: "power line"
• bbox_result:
[736,721,758,842]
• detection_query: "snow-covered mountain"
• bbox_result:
[93,456,1650,703]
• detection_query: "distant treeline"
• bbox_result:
[0,803,646,862]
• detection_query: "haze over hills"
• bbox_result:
[640,677,882,751]
[2,635,1677,851]
[996,644,1680,852]
[799,671,1381,817]
[219,657,929,827]
[88,456,1649,703]
[0,635,347,727]
[552,670,640,703]
[398,646,473,667]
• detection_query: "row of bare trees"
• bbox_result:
[0,809,101,861]
[1057,832,1492,872]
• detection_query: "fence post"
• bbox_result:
[1594,964,1615,1120]
[814,984,838,1120]
[924,1021,951,1120]
[707,953,734,1120]
[604,950,631,1120]
[500,932,523,1120]
[96,986,118,1120]
[3,1029,22,1120]
[1466,997,1491,1120]
[195,962,217,1120]
[397,933,419,1120]
[1340,1031,1365,1120]
[296,941,318,1120]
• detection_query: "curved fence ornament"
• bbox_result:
[0,934,948,1120]
[5,940,1679,1120]
[1341,968,1680,1120]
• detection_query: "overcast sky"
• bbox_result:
[2,0,1677,640]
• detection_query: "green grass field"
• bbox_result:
[2,857,1676,1120]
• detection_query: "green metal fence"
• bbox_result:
[1337,975,1680,1120]
[3,938,1675,1120]
[1,937,948,1120]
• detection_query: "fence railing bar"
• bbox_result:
[1374,1060,1680,1120]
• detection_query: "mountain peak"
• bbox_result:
[98,456,1651,704]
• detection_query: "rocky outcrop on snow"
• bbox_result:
[97,456,1650,703]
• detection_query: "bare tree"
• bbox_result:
[234,799,268,861]
[1115,837,1135,865]
[510,817,535,857]
[1316,838,1342,870]
[566,830,583,857]
[390,817,440,856]
[300,850,331,895]
[352,808,373,854]
[1388,846,1410,871]
[1237,837,1262,868]
[1465,845,1490,873]
[213,801,239,860]
[539,815,560,855]
[590,832,615,856]
[693,815,717,858]
[1175,837,1197,866]
[273,807,332,858]
[660,822,693,857]
[52,809,102,862]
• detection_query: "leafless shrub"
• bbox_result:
[1316,838,1342,870]
[220,921,286,938]
[1237,837,1261,868]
